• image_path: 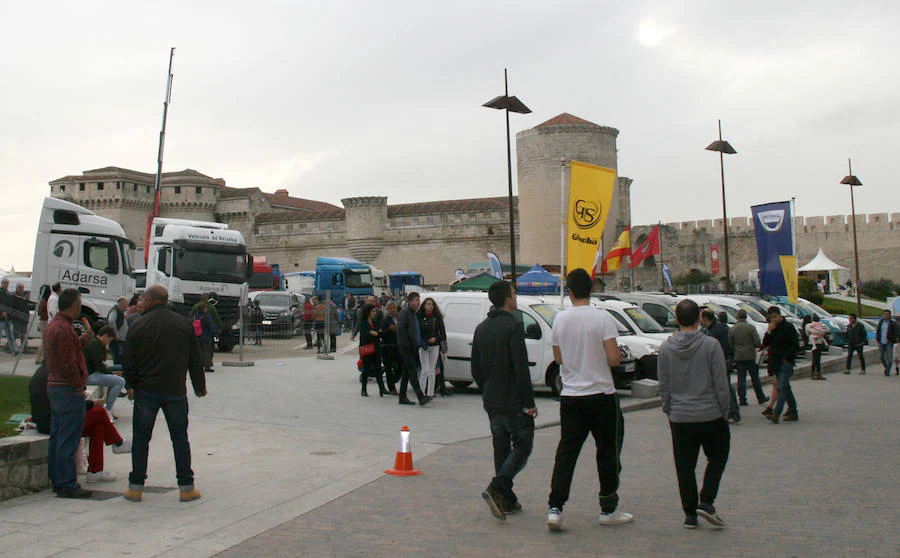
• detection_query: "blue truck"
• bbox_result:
[314,257,374,302]
[389,271,424,297]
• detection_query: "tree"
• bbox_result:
[861,278,899,301]
[673,269,713,286]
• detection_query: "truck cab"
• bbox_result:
[314,257,373,302]
[31,197,136,324]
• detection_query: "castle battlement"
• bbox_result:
[652,213,900,237]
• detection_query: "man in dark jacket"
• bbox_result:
[875,310,898,376]
[396,292,430,406]
[701,310,740,423]
[845,313,868,375]
[761,306,799,423]
[472,281,537,521]
[123,285,206,503]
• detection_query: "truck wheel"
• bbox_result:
[449,380,472,390]
[546,363,562,397]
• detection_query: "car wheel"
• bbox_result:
[449,380,472,389]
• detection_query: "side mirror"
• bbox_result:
[525,322,542,340]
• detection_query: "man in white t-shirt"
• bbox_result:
[546,268,633,532]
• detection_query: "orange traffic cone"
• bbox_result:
[384,426,423,476]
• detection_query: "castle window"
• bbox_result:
[146,185,150,193]
[79,183,85,191]
[116,181,121,190]
[195,187,202,194]
[133,184,138,192]
[174,186,181,194]
[97,182,104,190]
[60,185,66,192]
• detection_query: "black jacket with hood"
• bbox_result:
[471,307,535,415]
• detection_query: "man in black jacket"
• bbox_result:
[472,281,537,521]
[876,310,899,376]
[701,310,740,424]
[396,292,430,406]
[761,306,799,424]
[845,313,868,375]
[122,285,207,503]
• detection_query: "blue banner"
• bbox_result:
[661,264,673,290]
[751,201,793,296]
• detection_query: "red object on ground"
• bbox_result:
[83,405,123,473]
[385,426,423,477]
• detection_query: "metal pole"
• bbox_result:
[629,226,634,292]
[657,221,664,291]
[504,69,517,288]
[145,47,175,265]
[848,159,862,316]
[560,159,567,306]
[717,120,731,292]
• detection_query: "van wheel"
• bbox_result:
[449,381,472,389]
[547,363,562,397]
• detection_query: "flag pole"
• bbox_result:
[559,158,567,307]
[629,224,634,292]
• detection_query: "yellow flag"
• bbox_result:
[567,161,616,274]
[779,255,799,303]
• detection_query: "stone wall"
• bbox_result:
[0,433,49,501]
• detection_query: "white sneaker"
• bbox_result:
[547,507,564,531]
[112,439,132,454]
[87,471,117,483]
[598,509,634,525]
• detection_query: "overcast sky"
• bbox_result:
[2,0,898,270]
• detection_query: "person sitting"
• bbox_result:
[83,325,126,420]
[29,365,132,483]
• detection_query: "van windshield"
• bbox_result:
[623,307,666,333]
[531,304,561,327]
[173,247,248,284]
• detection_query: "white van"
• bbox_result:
[425,292,636,395]
[591,299,669,380]
[681,295,768,339]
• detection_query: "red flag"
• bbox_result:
[630,225,661,268]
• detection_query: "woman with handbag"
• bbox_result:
[416,297,446,397]
[806,315,828,380]
[359,303,388,397]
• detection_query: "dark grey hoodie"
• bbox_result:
[658,328,730,423]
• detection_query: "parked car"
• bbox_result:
[253,291,304,337]
[590,299,670,381]
[610,292,681,330]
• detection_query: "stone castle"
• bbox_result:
[48,112,898,288]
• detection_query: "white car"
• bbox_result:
[681,295,768,340]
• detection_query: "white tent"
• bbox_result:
[799,248,849,293]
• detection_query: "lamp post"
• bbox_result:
[705,120,737,291]
[483,69,531,288]
[840,158,863,316]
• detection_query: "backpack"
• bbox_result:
[192,315,204,337]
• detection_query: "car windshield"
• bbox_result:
[798,300,833,318]
[531,304,561,326]
[623,307,665,333]
[737,303,767,323]
[605,309,633,335]
[173,247,248,284]
[255,293,291,307]
[704,302,736,324]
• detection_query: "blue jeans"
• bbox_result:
[129,389,194,489]
[773,362,797,417]
[47,386,86,490]
[879,343,894,373]
[1,320,17,353]
[87,371,125,411]
[488,412,535,504]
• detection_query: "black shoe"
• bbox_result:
[501,500,523,515]
[761,407,773,416]
[481,487,506,521]
[696,502,726,527]
[57,487,93,499]
[419,396,433,406]
[765,412,779,424]
[398,398,415,406]
[205,368,214,373]
[759,396,770,405]
[782,412,799,422]
[739,400,748,406]
[683,514,698,529]
[360,388,368,397]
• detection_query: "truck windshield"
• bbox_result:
[174,247,248,284]
[120,240,135,275]
[249,271,274,289]
[346,269,373,289]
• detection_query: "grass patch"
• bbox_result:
[0,375,32,438]
[822,297,883,318]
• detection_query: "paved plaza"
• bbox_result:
[1,350,898,557]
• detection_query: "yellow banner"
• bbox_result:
[779,255,799,303]
[567,161,616,275]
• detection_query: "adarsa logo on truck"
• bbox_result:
[60,269,108,287]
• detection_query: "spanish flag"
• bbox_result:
[598,227,631,275]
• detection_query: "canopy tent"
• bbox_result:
[798,249,850,294]
[450,272,500,292]
[515,264,561,295]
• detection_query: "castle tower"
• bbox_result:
[341,196,388,263]
[516,113,630,268]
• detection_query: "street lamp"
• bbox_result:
[705,119,737,291]
[483,69,531,288]
[840,158,863,316]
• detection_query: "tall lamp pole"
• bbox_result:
[705,120,737,291]
[840,159,863,316]
[483,69,531,288]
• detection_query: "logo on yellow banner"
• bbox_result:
[573,199,601,229]
[566,161,616,274]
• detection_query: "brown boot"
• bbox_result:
[179,487,202,502]
[123,488,143,502]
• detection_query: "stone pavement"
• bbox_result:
[220,365,900,558]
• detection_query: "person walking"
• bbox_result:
[326,300,340,353]
[806,315,829,380]
[658,299,731,529]
[472,281,537,521]
[396,292,431,406]
[106,297,128,365]
[47,282,61,320]
[123,285,207,503]
[43,288,94,498]
[545,269,632,531]
[416,297,446,397]
[358,303,388,397]
[82,325,127,419]
[875,310,898,376]
[302,297,316,349]
[191,302,218,373]
[191,293,222,369]
[0,277,19,354]
[845,314,868,375]
[700,310,740,423]
[379,302,401,394]
[313,296,327,353]
[249,299,263,346]
[728,310,768,403]
[761,306,799,424]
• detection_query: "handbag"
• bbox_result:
[359,342,376,357]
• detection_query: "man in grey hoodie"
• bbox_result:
[658,299,731,530]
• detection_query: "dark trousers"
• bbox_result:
[399,350,426,402]
[488,412,534,504]
[382,346,401,391]
[773,362,797,416]
[109,340,124,365]
[735,360,766,403]
[199,338,213,370]
[847,344,866,371]
[669,418,730,515]
[47,386,86,490]
[304,325,313,348]
[361,354,386,394]
[129,389,194,488]
[548,393,623,512]
[811,346,823,375]
[726,368,740,421]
